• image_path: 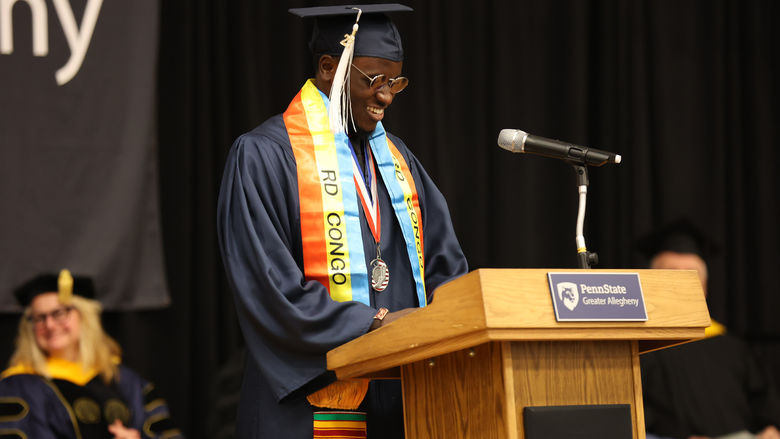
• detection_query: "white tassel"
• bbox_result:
[328,9,362,135]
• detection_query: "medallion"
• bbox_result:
[370,258,390,291]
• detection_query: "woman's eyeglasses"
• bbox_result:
[27,306,74,327]
[351,64,409,94]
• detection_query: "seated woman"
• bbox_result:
[0,270,183,439]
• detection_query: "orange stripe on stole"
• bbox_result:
[284,88,329,290]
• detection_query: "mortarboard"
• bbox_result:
[289,4,412,135]
[635,218,719,262]
[289,4,411,62]
[13,269,95,307]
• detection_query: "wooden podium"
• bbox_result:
[327,269,710,438]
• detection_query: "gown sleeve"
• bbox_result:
[216,118,378,402]
[115,366,185,439]
[0,374,77,439]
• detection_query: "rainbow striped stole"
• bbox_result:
[283,80,426,306]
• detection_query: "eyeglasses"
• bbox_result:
[351,64,409,94]
[27,306,74,327]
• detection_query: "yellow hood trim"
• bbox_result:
[1,357,99,386]
[705,319,727,338]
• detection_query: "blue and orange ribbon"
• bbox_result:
[283,80,426,306]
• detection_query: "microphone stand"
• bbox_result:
[572,164,598,269]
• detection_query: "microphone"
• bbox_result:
[497,129,621,166]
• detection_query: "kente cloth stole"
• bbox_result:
[313,411,367,439]
[283,79,426,307]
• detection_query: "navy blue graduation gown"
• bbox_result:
[217,114,468,438]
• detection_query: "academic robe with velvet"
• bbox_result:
[217,114,468,438]
[0,363,182,439]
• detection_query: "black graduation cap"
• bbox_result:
[13,270,95,307]
[635,218,719,262]
[289,4,412,62]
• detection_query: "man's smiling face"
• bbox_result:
[348,56,404,135]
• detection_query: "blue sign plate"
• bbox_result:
[547,272,648,321]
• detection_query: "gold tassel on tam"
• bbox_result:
[58,269,74,304]
[328,8,362,135]
[306,378,370,410]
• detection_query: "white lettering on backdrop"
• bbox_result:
[0,0,104,85]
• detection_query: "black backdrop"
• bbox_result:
[2,1,779,437]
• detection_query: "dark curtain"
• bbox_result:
[2,0,778,437]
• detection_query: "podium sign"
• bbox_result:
[548,272,648,321]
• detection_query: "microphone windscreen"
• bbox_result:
[497,129,527,152]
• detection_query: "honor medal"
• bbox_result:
[370,258,390,291]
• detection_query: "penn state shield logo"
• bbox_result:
[556,282,579,311]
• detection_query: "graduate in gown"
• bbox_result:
[638,220,780,439]
[216,4,468,439]
[0,271,183,439]
[643,331,780,439]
